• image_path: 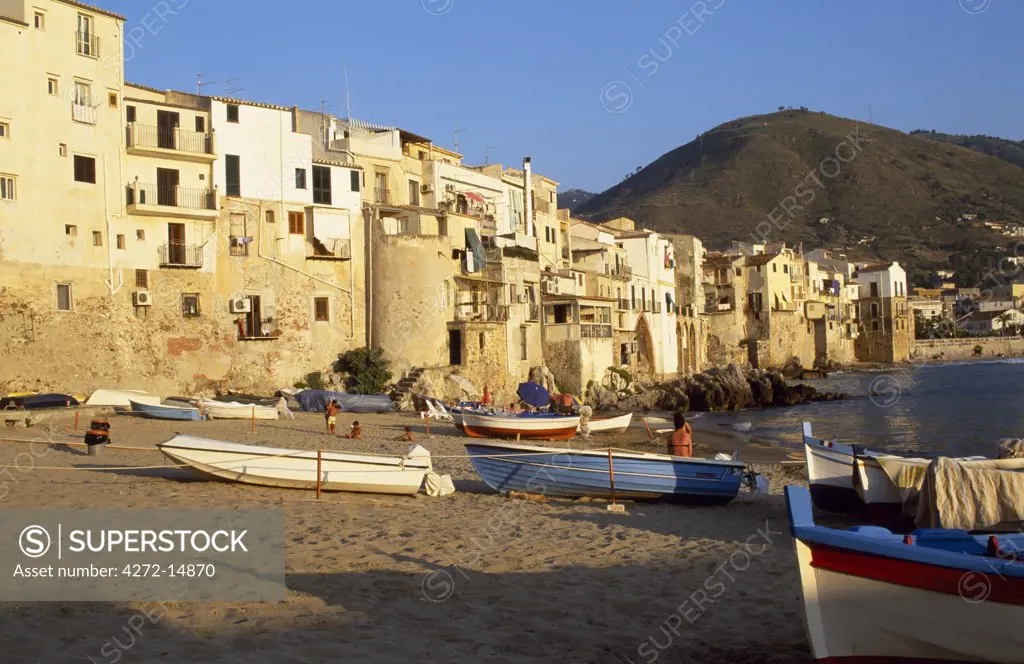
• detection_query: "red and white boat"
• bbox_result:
[786,485,1024,662]
[461,412,580,441]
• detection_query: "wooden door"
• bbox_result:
[246,296,263,338]
[167,222,185,264]
[157,168,179,207]
[157,110,179,149]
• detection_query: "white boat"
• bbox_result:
[583,412,633,434]
[461,412,580,440]
[86,389,161,409]
[157,434,431,495]
[802,422,868,513]
[201,400,279,420]
[787,485,1024,662]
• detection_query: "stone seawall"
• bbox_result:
[910,337,1024,361]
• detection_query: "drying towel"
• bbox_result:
[424,471,456,497]
[916,457,1024,530]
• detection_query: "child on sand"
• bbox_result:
[345,421,362,439]
[325,399,340,435]
[395,426,415,442]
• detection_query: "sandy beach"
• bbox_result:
[0,409,814,663]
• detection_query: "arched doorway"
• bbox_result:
[634,315,655,376]
[688,322,698,374]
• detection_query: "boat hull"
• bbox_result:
[462,413,580,440]
[804,436,861,513]
[584,412,632,434]
[130,400,204,421]
[158,435,430,495]
[786,486,1024,662]
[202,401,279,420]
[86,389,161,409]
[466,442,744,502]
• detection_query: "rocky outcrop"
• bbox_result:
[653,364,845,412]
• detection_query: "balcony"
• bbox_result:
[126,182,219,220]
[454,303,509,323]
[158,243,203,269]
[126,124,216,162]
[617,299,631,311]
[374,189,395,206]
[71,103,96,125]
[581,323,614,339]
[75,31,99,58]
[307,238,352,261]
[526,304,540,321]
[652,303,663,314]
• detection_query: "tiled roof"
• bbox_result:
[745,253,781,267]
[855,262,895,273]
[57,0,126,21]
[124,81,168,95]
[210,95,291,112]
[313,158,361,169]
[0,14,28,26]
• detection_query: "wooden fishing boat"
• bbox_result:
[786,484,1024,662]
[130,400,204,421]
[802,422,868,513]
[461,412,580,440]
[201,399,279,420]
[584,412,633,434]
[86,389,161,409]
[158,434,431,495]
[465,441,747,503]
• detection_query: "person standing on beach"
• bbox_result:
[325,399,340,435]
[667,411,693,457]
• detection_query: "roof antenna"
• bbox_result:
[343,53,352,121]
[453,126,466,154]
[484,145,498,165]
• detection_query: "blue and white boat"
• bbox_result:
[786,485,1024,662]
[130,400,204,421]
[465,441,747,503]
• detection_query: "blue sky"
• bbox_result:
[106,0,1022,192]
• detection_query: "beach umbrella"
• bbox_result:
[516,382,550,408]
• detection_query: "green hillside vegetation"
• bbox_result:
[576,110,1024,285]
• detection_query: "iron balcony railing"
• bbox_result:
[126,123,213,155]
[617,299,631,311]
[158,242,203,268]
[127,183,217,210]
[75,31,99,57]
[308,238,352,260]
[527,304,540,321]
[71,103,96,125]
[581,323,614,339]
[374,189,394,205]
[454,303,509,322]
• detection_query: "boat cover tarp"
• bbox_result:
[0,393,79,410]
[916,457,1024,530]
[295,390,395,413]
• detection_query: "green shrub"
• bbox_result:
[334,347,392,394]
[294,371,326,390]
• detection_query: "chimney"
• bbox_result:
[523,156,533,237]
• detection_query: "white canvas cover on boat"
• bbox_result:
[916,457,1024,530]
[424,471,455,497]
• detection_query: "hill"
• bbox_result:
[557,188,596,214]
[911,130,1024,169]
[576,111,1024,284]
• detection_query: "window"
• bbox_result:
[479,333,485,350]
[135,269,148,288]
[408,179,420,206]
[65,225,77,236]
[116,234,125,249]
[872,321,880,331]
[34,11,44,29]
[73,81,91,106]
[870,282,879,297]
[0,175,14,201]
[288,211,304,235]
[520,326,528,361]
[136,229,145,241]
[59,143,67,157]
[783,264,789,274]
[312,165,332,205]
[870,302,880,318]
[374,172,388,204]
[47,77,58,96]
[295,168,307,190]
[195,116,205,132]
[73,155,96,183]
[76,14,95,56]
[314,297,329,322]
[225,155,241,196]
[126,105,136,123]
[265,210,275,224]
[226,104,239,123]
[0,122,8,139]
[92,231,102,246]
[182,294,200,317]
[108,92,117,108]
[56,284,73,311]
[350,170,360,192]
[772,263,777,272]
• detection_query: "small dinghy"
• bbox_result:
[201,400,279,420]
[585,412,633,434]
[130,400,204,421]
[461,412,580,441]
[158,435,431,495]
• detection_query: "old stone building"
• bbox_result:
[853,262,911,363]
[0,3,364,393]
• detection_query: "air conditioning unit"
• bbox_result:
[230,297,251,314]
[133,290,153,306]
[421,183,434,195]
[517,294,529,303]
